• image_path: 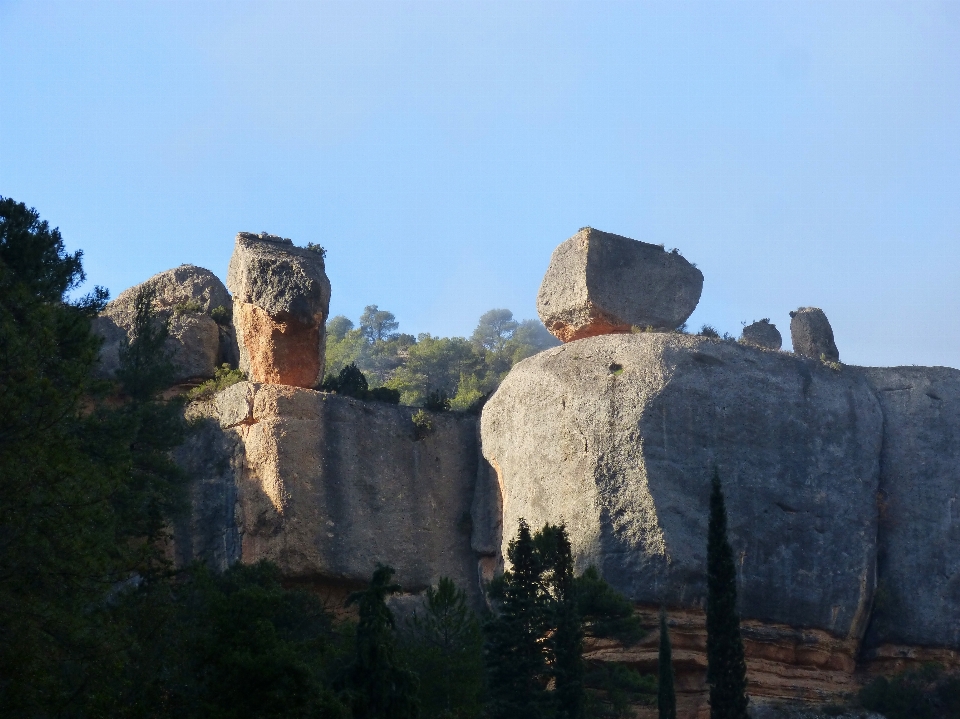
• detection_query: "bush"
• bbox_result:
[424,389,451,412]
[858,664,960,719]
[320,363,401,404]
[412,410,433,440]
[173,298,203,315]
[210,304,231,325]
[186,364,246,401]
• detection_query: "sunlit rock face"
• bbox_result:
[481,332,883,638]
[227,233,330,388]
[93,264,235,382]
[536,228,703,342]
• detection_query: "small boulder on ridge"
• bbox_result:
[790,307,839,362]
[536,228,703,342]
[227,232,331,388]
[93,264,234,382]
[740,319,782,350]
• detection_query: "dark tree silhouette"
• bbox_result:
[706,469,749,719]
[658,607,677,719]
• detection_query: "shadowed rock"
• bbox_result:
[227,233,331,388]
[790,307,839,362]
[536,228,703,342]
[859,366,960,653]
[740,319,782,350]
[178,382,485,603]
[481,333,882,638]
[93,264,235,382]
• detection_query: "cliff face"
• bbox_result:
[481,333,883,640]
[177,382,490,603]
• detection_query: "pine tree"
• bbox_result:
[484,519,550,719]
[346,564,420,719]
[658,607,677,719]
[705,469,749,719]
[539,524,585,719]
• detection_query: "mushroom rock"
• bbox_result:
[740,319,782,350]
[790,307,839,363]
[536,227,703,343]
[226,232,331,388]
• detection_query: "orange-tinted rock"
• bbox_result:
[234,303,322,387]
[227,232,330,388]
[537,228,703,342]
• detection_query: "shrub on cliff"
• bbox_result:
[858,663,960,719]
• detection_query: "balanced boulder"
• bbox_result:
[740,318,782,350]
[790,307,839,362]
[227,233,331,388]
[93,264,233,382]
[536,228,703,342]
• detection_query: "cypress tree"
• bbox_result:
[705,469,749,719]
[658,607,677,719]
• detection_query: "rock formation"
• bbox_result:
[740,319,782,350]
[790,307,839,362]
[226,233,331,388]
[536,228,703,342]
[481,333,882,637]
[94,264,236,382]
[178,382,486,602]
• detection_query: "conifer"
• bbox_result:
[658,607,677,719]
[706,469,749,719]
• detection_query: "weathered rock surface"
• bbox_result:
[790,308,839,363]
[859,366,960,652]
[93,264,235,382]
[227,233,330,388]
[481,333,883,638]
[536,228,703,342]
[182,382,485,601]
[741,319,783,350]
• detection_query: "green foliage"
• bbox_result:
[859,664,960,719]
[345,565,420,719]
[325,308,557,409]
[305,242,327,258]
[174,298,203,315]
[486,522,648,719]
[658,608,677,719]
[706,469,749,719]
[404,578,484,719]
[424,389,452,412]
[412,409,433,440]
[699,325,720,338]
[187,363,247,401]
[210,304,231,325]
[0,197,189,716]
[583,664,656,718]
[321,363,401,404]
[116,286,177,401]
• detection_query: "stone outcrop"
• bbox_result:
[790,307,839,362]
[740,319,782,350]
[859,366,960,654]
[481,333,882,638]
[179,382,486,602]
[227,233,331,388]
[536,228,703,342]
[93,264,236,382]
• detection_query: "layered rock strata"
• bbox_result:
[178,382,486,602]
[94,264,236,382]
[790,307,839,362]
[536,228,703,342]
[226,233,331,388]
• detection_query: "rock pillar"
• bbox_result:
[226,232,331,388]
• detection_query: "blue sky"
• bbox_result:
[1,1,958,367]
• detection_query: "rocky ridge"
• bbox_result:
[94,227,960,718]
